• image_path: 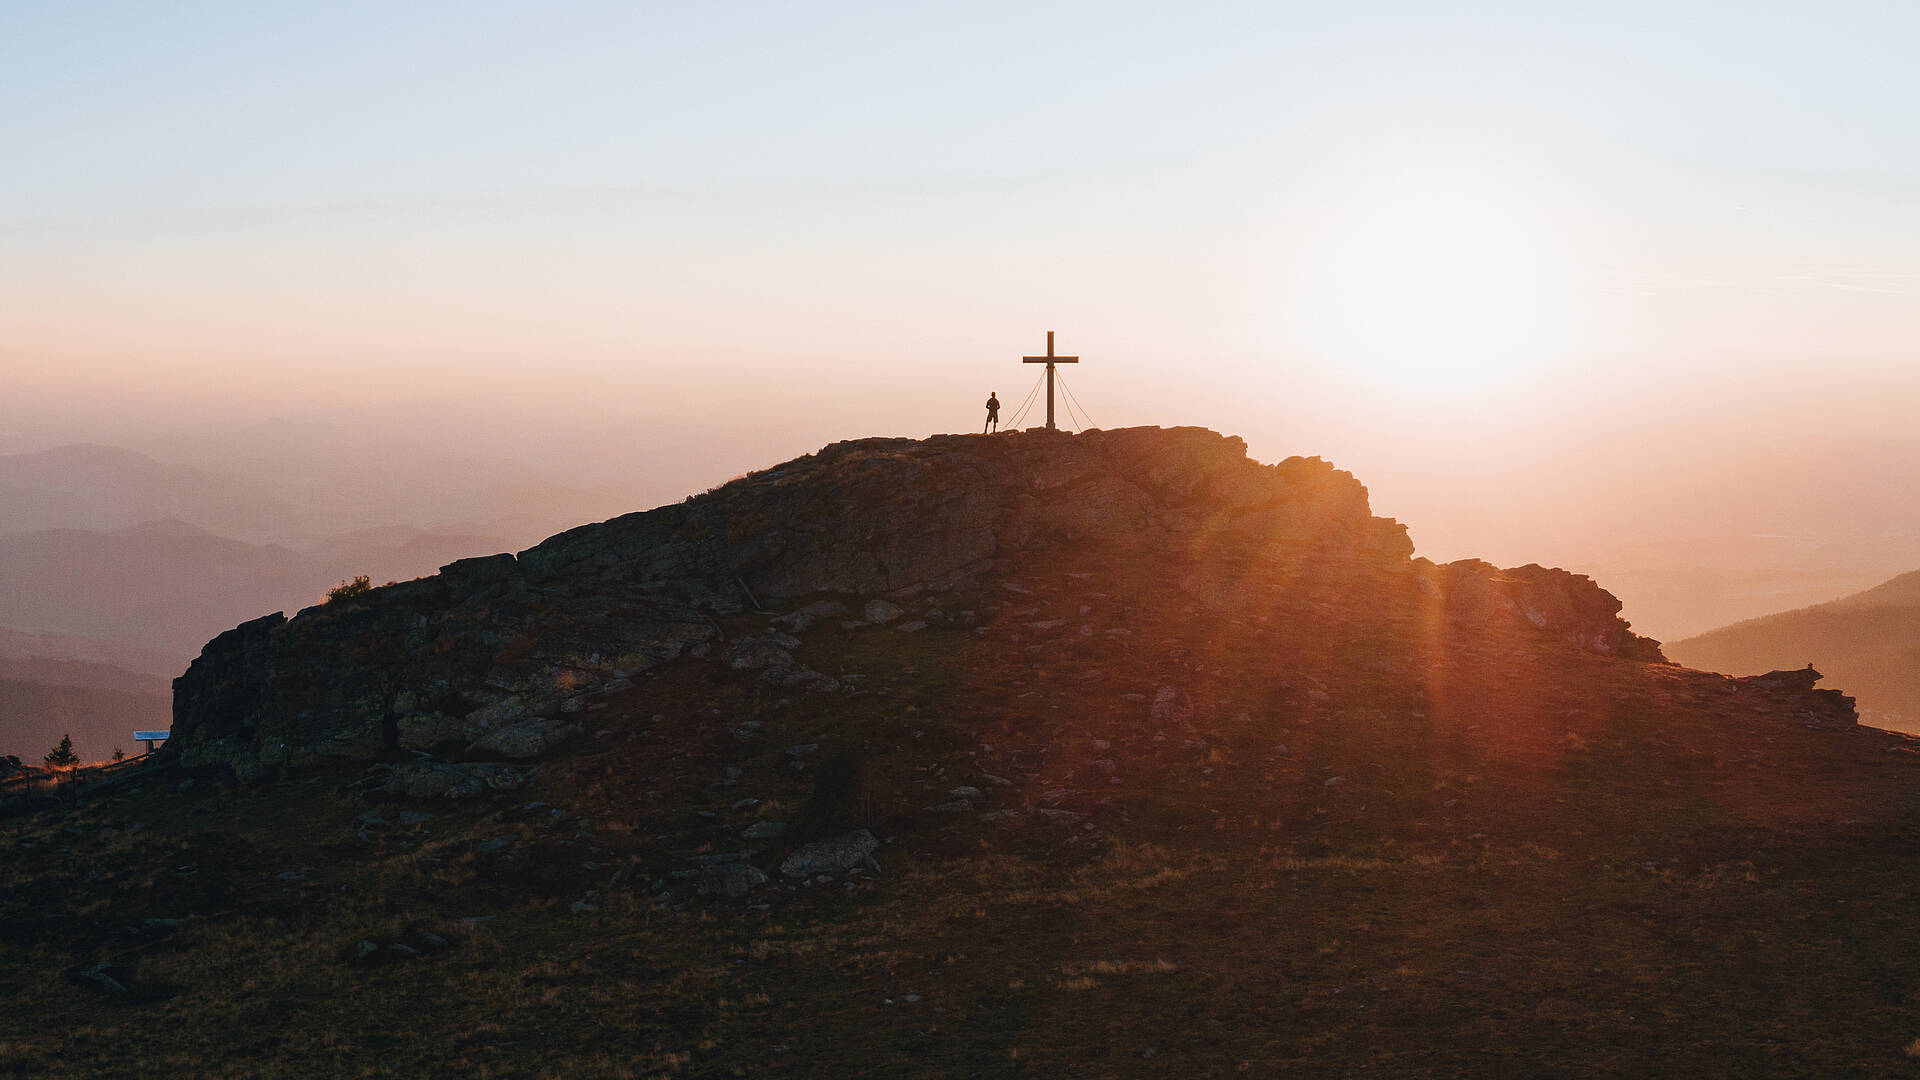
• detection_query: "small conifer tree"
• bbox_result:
[44,734,79,770]
[112,747,126,762]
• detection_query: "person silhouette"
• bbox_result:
[983,392,1000,433]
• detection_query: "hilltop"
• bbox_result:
[161,426,1674,783]
[1670,568,1920,731]
[3,426,1910,1079]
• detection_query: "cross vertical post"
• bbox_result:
[1021,330,1080,431]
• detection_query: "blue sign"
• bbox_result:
[133,730,171,742]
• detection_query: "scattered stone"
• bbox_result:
[949,786,983,799]
[726,636,797,672]
[926,799,973,813]
[786,743,820,757]
[773,612,817,634]
[741,821,786,840]
[803,601,850,617]
[395,810,431,826]
[698,863,769,900]
[475,718,579,760]
[780,829,879,878]
[896,620,929,633]
[864,599,905,624]
[568,900,597,914]
[1150,686,1193,726]
[383,761,529,800]
[350,939,427,968]
[69,962,131,995]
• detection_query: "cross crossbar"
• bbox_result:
[1020,330,1080,430]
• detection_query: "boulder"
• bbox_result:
[698,863,770,900]
[473,719,578,760]
[384,761,529,800]
[863,599,905,625]
[779,829,879,878]
[1744,665,1823,693]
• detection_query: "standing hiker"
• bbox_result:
[983,391,1000,433]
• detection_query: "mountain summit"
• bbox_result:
[166,425,1841,786]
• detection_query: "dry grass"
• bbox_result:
[6,543,1920,1076]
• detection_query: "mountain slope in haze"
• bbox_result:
[0,521,529,662]
[0,444,298,540]
[1669,568,1920,730]
[138,416,642,544]
[0,678,168,766]
[1573,531,1918,642]
[0,627,179,677]
[11,426,1904,1079]
[0,648,173,764]
[0,521,334,658]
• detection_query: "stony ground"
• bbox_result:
[5,549,1920,1078]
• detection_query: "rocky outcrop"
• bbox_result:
[1735,666,1857,728]
[166,426,1663,781]
[1420,559,1667,662]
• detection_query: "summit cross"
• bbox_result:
[1021,330,1080,431]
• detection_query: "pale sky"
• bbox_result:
[3,2,1919,636]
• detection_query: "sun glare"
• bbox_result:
[1307,191,1557,394]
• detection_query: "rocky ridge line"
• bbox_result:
[166,426,1685,781]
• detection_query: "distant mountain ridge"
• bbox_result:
[0,443,297,540]
[1669,569,1920,730]
[0,519,538,659]
[1828,569,1920,610]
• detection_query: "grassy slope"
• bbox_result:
[5,547,1920,1078]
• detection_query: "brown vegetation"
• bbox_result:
[1,537,1914,1076]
